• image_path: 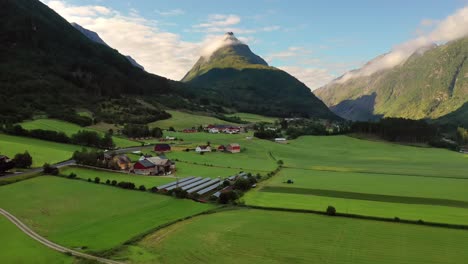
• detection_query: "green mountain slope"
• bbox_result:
[0,0,203,124]
[314,37,468,123]
[182,33,339,119]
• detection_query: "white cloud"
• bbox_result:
[42,0,206,81]
[280,66,335,90]
[194,14,241,29]
[337,5,468,83]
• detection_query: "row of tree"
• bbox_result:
[121,123,163,138]
[2,125,114,149]
[72,149,120,170]
[351,118,438,143]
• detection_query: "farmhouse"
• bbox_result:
[196,145,212,153]
[226,143,241,153]
[208,127,220,133]
[133,159,156,175]
[113,155,132,170]
[275,138,288,144]
[205,124,241,134]
[217,145,226,151]
[0,155,14,173]
[154,143,171,153]
[460,146,468,154]
[133,156,176,175]
[183,128,197,133]
[165,136,176,140]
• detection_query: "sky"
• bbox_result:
[42,0,468,90]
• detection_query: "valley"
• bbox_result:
[1,0,468,263]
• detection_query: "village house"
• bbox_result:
[183,128,197,133]
[196,145,212,153]
[165,136,176,140]
[132,159,156,175]
[226,143,241,153]
[275,138,288,144]
[154,143,171,153]
[460,146,468,154]
[113,155,132,170]
[133,156,176,176]
[217,145,226,151]
[208,127,220,133]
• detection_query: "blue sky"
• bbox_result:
[45,0,468,89]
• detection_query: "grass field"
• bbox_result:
[243,135,468,224]
[20,119,138,148]
[273,136,468,178]
[0,134,81,167]
[0,217,73,263]
[226,112,277,123]
[0,176,215,252]
[148,110,234,130]
[111,209,468,264]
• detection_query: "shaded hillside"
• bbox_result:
[0,0,196,123]
[315,37,468,122]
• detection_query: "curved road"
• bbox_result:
[0,208,123,264]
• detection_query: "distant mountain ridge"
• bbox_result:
[182,32,339,119]
[315,37,468,125]
[71,22,144,70]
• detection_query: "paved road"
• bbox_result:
[0,208,123,264]
[0,160,77,179]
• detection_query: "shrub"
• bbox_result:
[87,178,92,182]
[222,180,230,187]
[94,177,100,184]
[42,163,58,175]
[105,179,111,184]
[67,173,77,179]
[139,185,146,191]
[13,151,33,168]
[394,217,400,222]
[326,206,336,216]
[218,190,239,204]
[111,180,117,186]
[277,160,284,166]
[150,187,158,193]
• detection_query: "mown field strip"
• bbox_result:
[260,186,468,208]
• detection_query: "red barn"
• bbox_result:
[154,144,171,152]
[226,143,241,153]
[217,145,226,151]
[133,159,156,175]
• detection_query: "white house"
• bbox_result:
[208,128,220,133]
[275,138,288,144]
[195,145,212,153]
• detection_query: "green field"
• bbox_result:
[0,134,81,167]
[0,176,215,252]
[0,216,73,263]
[112,209,468,264]
[243,135,468,224]
[273,136,468,178]
[20,119,138,148]
[226,112,277,123]
[149,110,233,130]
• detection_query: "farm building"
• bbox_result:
[205,124,241,134]
[460,146,468,154]
[133,157,175,175]
[275,138,288,144]
[154,143,171,152]
[113,155,132,170]
[217,145,226,151]
[147,157,175,175]
[183,128,197,133]
[208,128,220,133]
[196,145,212,153]
[226,143,241,153]
[0,155,14,173]
[133,159,156,175]
[165,136,176,140]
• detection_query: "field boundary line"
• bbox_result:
[283,166,468,180]
[242,205,468,231]
[0,208,124,264]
